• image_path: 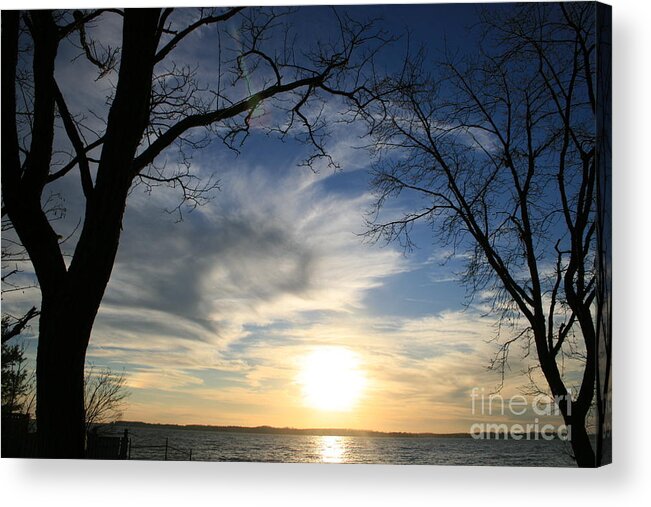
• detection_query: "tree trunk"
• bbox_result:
[535,326,596,468]
[36,298,92,458]
[36,338,86,458]
[569,416,596,468]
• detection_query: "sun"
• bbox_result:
[297,347,367,412]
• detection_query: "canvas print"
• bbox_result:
[1,2,611,467]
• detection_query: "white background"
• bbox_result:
[1,0,649,505]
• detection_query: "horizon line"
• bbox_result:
[114,419,472,437]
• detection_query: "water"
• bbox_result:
[113,425,576,466]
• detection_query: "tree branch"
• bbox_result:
[52,79,94,199]
[154,7,244,63]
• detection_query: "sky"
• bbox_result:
[2,4,578,433]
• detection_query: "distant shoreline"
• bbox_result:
[114,420,472,439]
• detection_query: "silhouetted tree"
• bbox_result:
[1,333,33,415]
[1,227,40,416]
[1,7,383,457]
[363,3,609,467]
[84,365,129,432]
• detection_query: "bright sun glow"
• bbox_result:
[298,347,366,412]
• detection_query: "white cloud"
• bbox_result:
[89,155,407,359]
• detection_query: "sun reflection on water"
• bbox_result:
[319,436,345,463]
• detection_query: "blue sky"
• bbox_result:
[2,4,581,433]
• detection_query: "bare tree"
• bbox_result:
[363,3,609,467]
[1,7,384,457]
[84,365,129,432]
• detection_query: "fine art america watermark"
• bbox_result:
[469,388,571,441]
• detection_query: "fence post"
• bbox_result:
[164,438,168,461]
[189,449,192,461]
[119,429,129,459]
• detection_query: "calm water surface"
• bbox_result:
[113,425,576,467]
